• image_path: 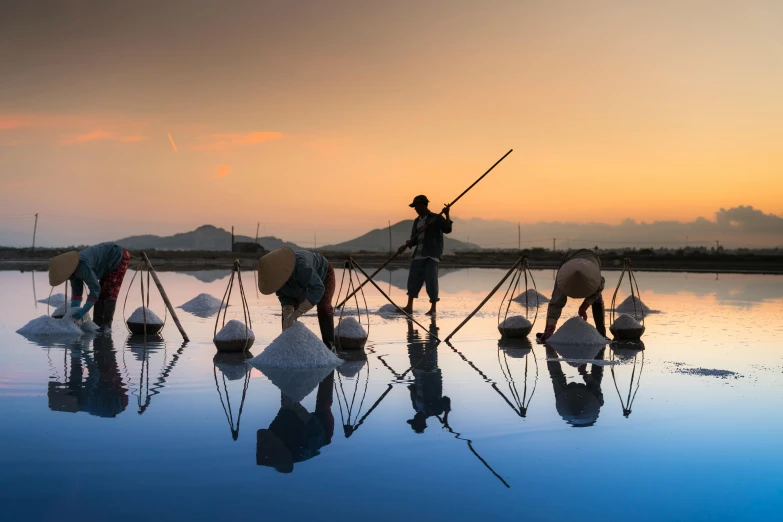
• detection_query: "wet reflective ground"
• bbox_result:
[1,269,782,521]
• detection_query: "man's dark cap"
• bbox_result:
[409,195,429,207]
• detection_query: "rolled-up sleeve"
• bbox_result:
[581,277,605,308]
[298,264,325,305]
[546,283,568,327]
[70,262,101,302]
[440,215,453,234]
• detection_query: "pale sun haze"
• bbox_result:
[1,0,782,246]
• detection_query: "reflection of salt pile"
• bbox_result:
[249,323,342,368]
[513,289,549,305]
[215,320,255,341]
[180,293,226,313]
[548,317,607,345]
[39,293,66,306]
[612,314,642,329]
[337,359,367,378]
[17,315,83,336]
[336,317,367,339]
[550,343,605,367]
[615,296,652,315]
[377,303,404,315]
[128,307,164,324]
[259,366,334,402]
[499,315,532,329]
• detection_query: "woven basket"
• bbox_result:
[214,337,255,353]
[609,324,645,341]
[336,335,368,350]
[498,324,533,339]
[127,321,164,335]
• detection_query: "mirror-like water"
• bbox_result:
[1,268,782,521]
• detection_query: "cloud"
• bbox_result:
[449,206,783,249]
[216,165,232,178]
[59,130,148,145]
[192,131,283,151]
[168,132,179,152]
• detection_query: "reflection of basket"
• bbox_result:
[498,324,533,339]
[127,321,164,335]
[214,337,255,353]
[610,324,645,341]
[336,336,367,350]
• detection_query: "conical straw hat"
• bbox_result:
[556,258,601,298]
[257,247,296,295]
[48,251,80,286]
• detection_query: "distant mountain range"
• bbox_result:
[115,225,300,251]
[320,219,481,253]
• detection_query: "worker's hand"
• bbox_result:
[283,312,297,331]
[397,243,409,254]
[71,308,85,321]
[578,301,590,321]
[69,299,81,310]
[536,324,555,341]
[442,204,451,220]
[282,305,295,330]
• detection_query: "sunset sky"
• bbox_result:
[1,0,782,246]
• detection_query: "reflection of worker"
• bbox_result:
[256,372,335,473]
[48,242,131,330]
[258,247,336,347]
[48,335,129,418]
[406,318,451,433]
[397,195,453,316]
[545,346,604,427]
[538,249,606,341]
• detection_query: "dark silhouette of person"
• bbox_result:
[406,317,451,433]
[48,334,128,418]
[545,345,605,427]
[256,371,335,473]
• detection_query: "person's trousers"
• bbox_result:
[407,258,439,303]
[592,295,606,336]
[286,264,336,347]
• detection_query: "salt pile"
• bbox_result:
[377,303,405,315]
[336,317,367,339]
[612,313,642,329]
[40,293,66,306]
[17,315,84,336]
[513,289,549,305]
[549,343,613,367]
[61,308,100,333]
[259,366,335,402]
[249,322,342,369]
[215,319,255,341]
[180,293,226,312]
[547,317,608,345]
[499,315,532,329]
[128,307,164,325]
[615,296,652,315]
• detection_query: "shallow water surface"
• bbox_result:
[1,268,782,521]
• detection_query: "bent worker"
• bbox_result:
[538,249,606,341]
[48,242,131,330]
[258,247,335,347]
[397,194,453,315]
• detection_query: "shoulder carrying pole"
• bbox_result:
[142,252,190,342]
[336,149,513,309]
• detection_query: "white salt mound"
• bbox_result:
[51,302,71,317]
[615,296,652,315]
[59,308,99,333]
[499,315,532,329]
[249,322,343,369]
[377,303,405,315]
[17,315,83,336]
[336,317,367,339]
[513,289,550,305]
[128,307,164,325]
[40,293,66,306]
[180,293,226,312]
[259,366,335,402]
[215,319,255,341]
[612,313,643,329]
[547,316,608,345]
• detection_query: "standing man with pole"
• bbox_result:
[398,195,453,316]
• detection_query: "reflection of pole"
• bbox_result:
[141,252,189,342]
[444,256,524,342]
[32,269,38,308]
[31,213,39,256]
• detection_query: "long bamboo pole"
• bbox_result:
[336,149,513,309]
[350,258,442,342]
[443,256,524,342]
[142,252,190,342]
